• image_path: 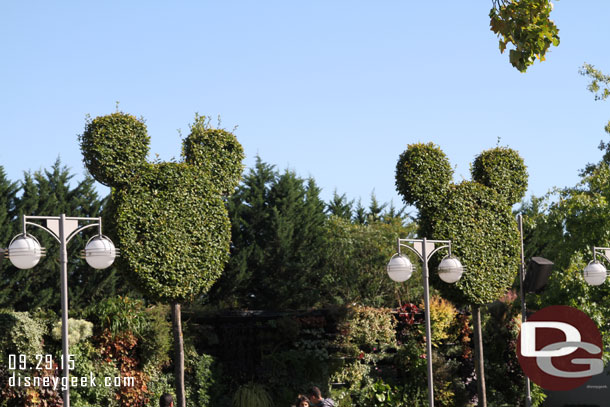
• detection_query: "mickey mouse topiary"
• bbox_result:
[395,142,527,305]
[79,112,244,303]
[80,111,244,407]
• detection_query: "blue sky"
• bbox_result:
[2,1,610,212]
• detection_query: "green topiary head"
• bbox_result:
[395,142,453,213]
[79,112,245,303]
[471,147,528,204]
[395,143,528,305]
[79,112,150,186]
[182,115,244,194]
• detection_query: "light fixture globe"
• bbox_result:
[438,256,464,284]
[387,254,413,282]
[584,261,607,286]
[8,234,43,269]
[84,235,116,269]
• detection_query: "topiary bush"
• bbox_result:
[395,143,528,305]
[79,112,244,303]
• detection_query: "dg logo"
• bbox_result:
[517,305,604,391]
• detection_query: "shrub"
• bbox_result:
[232,382,273,407]
[50,318,93,346]
[0,310,45,363]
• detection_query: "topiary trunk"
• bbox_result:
[172,302,186,407]
[473,306,487,407]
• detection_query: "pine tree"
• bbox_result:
[326,190,353,219]
[0,166,20,302]
[209,157,327,309]
[367,191,387,223]
[209,156,276,307]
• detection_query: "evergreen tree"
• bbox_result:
[209,157,327,309]
[353,199,367,224]
[0,167,20,300]
[326,190,353,219]
[367,191,387,223]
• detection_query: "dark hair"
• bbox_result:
[307,386,322,398]
[296,395,311,406]
[160,393,174,407]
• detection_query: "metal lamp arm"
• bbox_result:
[66,223,100,244]
[398,242,425,262]
[428,244,451,262]
[24,221,61,243]
[593,247,610,264]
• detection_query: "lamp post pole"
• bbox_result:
[7,214,117,407]
[58,214,70,407]
[387,237,464,407]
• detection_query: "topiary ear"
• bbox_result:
[395,142,452,210]
[182,115,245,194]
[471,147,528,204]
[79,112,150,186]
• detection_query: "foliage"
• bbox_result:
[395,142,453,215]
[0,310,45,362]
[98,329,151,406]
[471,147,528,204]
[85,296,149,336]
[580,63,610,163]
[79,112,150,187]
[321,216,417,307]
[231,382,273,407]
[489,0,560,72]
[395,143,527,305]
[50,318,93,346]
[69,340,121,407]
[211,156,415,310]
[419,296,457,346]
[210,156,327,309]
[337,306,397,359]
[184,350,216,407]
[80,112,244,303]
[85,296,173,368]
[0,364,63,407]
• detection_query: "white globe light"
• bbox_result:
[438,256,464,284]
[387,254,413,282]
[8,234,43,269]
[584,261,607,286]
[85,236,116,269]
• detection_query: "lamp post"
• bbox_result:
[583,247,610,286]
[6,214,117,407]
[386,237,464,407]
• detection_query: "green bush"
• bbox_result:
[50,318,93,347]
[0,310,45,363]
[232,382,273,407]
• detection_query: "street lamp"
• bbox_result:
[6,214,117,407]
[386,237,464,407]
[584,247,610,286]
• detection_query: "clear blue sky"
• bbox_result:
[2,1,610,212]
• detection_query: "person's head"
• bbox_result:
[307,386,323,404]
[296,394,311,407]
[160,393,174,407]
